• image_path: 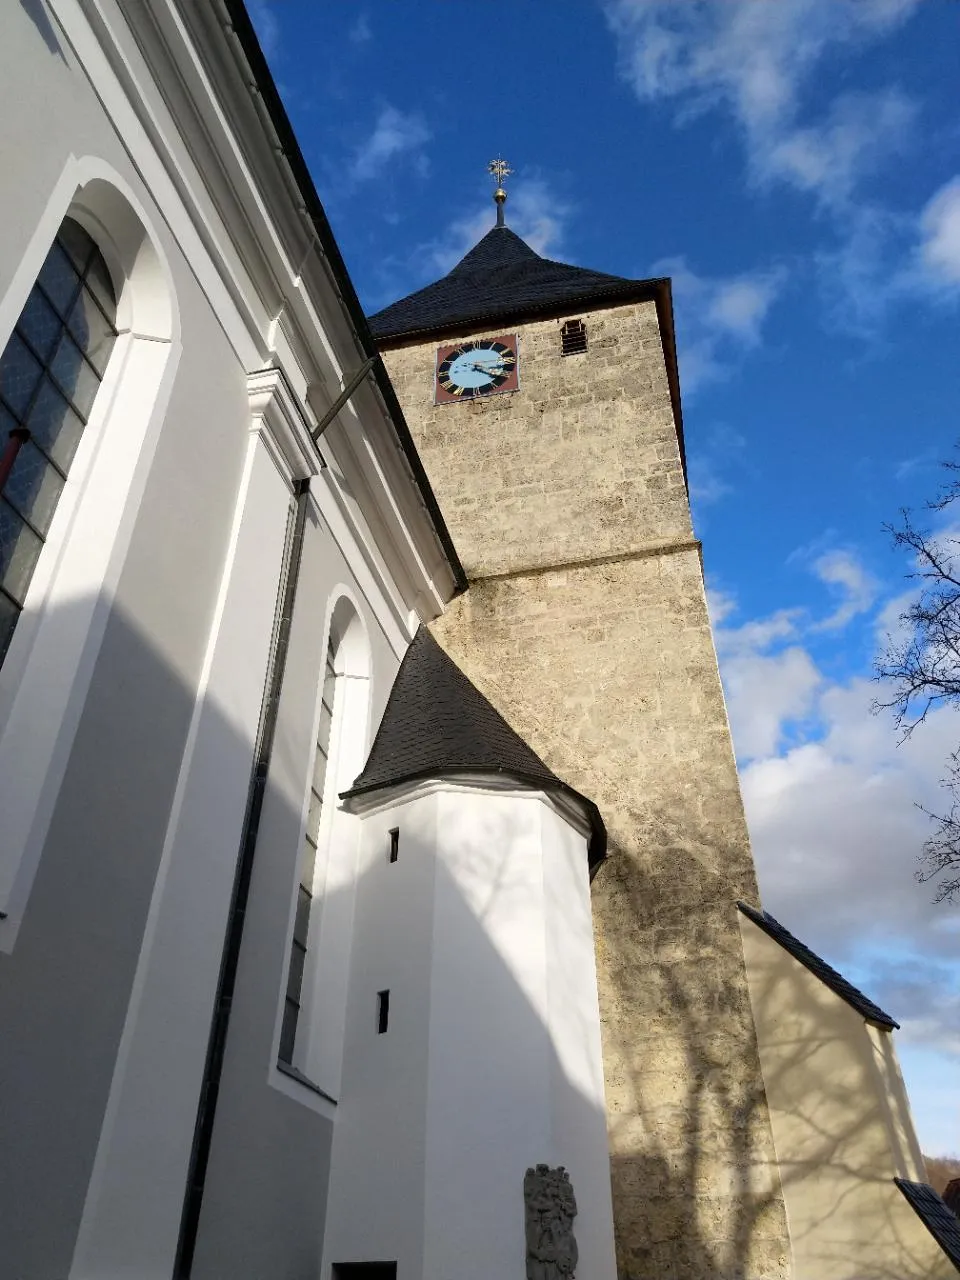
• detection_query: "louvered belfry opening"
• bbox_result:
[561,318,587,356]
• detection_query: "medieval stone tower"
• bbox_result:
[368,205,792,1278]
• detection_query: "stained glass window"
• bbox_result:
[0,218,118,663]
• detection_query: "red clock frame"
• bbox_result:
[434,334,520,405]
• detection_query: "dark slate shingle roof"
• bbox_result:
[368,225,666,342]
[737,901,899,1030]
[895,1179,960,1269]
[343,627,606,868]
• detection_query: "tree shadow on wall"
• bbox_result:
[594,808,948,1280]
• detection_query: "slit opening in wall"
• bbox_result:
[388,827,399,863]
[333,1264,397,1280]
[377,989,390,1034]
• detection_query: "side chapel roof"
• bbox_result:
[894,1180,960,1268]
[343,627,606,870]
[368,225,670,344]
[737,902,899,1030]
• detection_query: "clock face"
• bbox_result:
[435,335,519,404]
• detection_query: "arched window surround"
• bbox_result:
[274,587,373,1102]
[0,157,179,950]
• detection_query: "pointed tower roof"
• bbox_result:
[343,627,606,869]
[368,224,670,345]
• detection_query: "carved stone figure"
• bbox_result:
[524,1164,578,1280]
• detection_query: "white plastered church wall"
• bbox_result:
[323,780,616,1280]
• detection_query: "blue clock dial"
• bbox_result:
[436,338,517,400]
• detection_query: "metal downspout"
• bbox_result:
[173,478,309,1278]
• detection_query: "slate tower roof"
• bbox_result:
[343,627,606,869]
[368,224,671,345]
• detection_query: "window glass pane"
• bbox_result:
[17,289,64,364]
[286,941,306,1003]
[279,999,298,1063]
[294,885,312,949]
[51,332,100,420]
[37,243,81,318]
[0,333,43,419]
[67,288,117,377]
[27,379,84,472]
[4,440,65,537]
[306,787,323,842]
[0,500,43,604]
[300,836,318,892]
[312,743,329,797]
[0,590,19,662]
[85,252,117,313]
[317,700,333,749]
[57,219,95,275]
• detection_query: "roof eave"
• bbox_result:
[341,765,607,870]
[737,901,900,1031]
[219,0,467,595]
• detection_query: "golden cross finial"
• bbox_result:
[488,157,513,226]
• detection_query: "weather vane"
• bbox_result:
[488,156,513,226]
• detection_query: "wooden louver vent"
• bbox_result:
[561,318,587,356]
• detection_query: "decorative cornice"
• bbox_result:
[247,366,320,485]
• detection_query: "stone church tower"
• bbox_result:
[368,199,792,1278]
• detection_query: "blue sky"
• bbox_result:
[249,0,960,1155]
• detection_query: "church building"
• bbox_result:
[1,3,957,1279]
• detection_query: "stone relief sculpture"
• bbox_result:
[524,1164,578,1280]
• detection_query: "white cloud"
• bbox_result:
[248,0,280,60]
[606,0,920,207]
[713,582,960,1150]
[426,177,572,277]
[349,106,431,184]
[810,548,879,631]
[349,13,372,45]
[917,176,960,290]
[725,645,822,758]
[766,89,915,209]
[655,256,785,392]
[606,0,930,331]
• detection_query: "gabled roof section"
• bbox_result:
[895,1180,960,1269]
[343,627,606,868]
[368,225,668,344]
[737,902,899,1030]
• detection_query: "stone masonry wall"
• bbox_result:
[380,301,793,1278]
[382,304,691,578]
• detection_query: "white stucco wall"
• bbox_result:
[323,782,616,1280]
[740,915,952,1280]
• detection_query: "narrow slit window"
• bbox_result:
[560,318,587,356]
[388,827,399,864]
[377,989,390,1034]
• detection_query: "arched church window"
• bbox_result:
[560,318,587,356]
[280,633,338,1066]
[0,217,118,663]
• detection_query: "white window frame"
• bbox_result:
[0,157,179,950]
[270,588,372,1111]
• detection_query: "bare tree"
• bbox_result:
[876,459,960,903]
